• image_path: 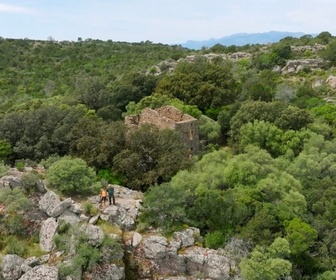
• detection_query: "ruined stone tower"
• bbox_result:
[125,106,199,154]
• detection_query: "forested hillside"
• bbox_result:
[1,31,336,279]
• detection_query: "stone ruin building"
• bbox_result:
[125,105,199,155]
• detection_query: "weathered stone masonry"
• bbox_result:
[125,106,199,154]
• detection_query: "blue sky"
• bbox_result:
[0,0,335,44]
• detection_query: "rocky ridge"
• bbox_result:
[0,168,244,280]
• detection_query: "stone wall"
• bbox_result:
[125,106,199,154]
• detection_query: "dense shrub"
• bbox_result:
[45,156,96,195]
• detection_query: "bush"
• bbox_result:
[0,161,9,177]
[3,236,28,257]
[21,172,40,192]
[204,230,227,249]
[0,188,32,212]
[40,154,61,169]
[96,168,122,185]
[15,161,25,171]
[83,202,98,216]
[46,156,96,195]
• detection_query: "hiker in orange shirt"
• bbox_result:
[100,187,108,207]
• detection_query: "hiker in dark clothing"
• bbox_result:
[107,184,115,205]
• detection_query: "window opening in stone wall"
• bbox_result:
[189,130,193,140]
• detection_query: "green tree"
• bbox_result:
[0,139,12,160]
[113,124,190,190]
[285,217,318,256]
[240,238,292,280]
[46,156,96,195]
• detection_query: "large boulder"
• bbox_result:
[326,75,336,89]
[39,191,61,216]
[82,224,104,246]
[57,209,81,225]
[49,198,72,217]
[0,254,24,280]
[39,217,58,252]
[18,265,58,280]
[142,235,168,260]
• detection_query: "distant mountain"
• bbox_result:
[181,31,307,50]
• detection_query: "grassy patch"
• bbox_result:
[97,220,122,236]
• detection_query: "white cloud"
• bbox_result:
[0,3,36,14]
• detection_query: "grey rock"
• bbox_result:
[23,256,40,268]
[69,202,83,214]
[39,254,50,264]
[50,198,72,217]
[40,218,58,252]
[173,227,200,248]
[79,214,89,222]
[39,191,61,216]
[89,215,99,225]
[326,75,336,89]
[132,232,142,247]
[83,264,125,280]
[142,236,168,260]
[18,265,58,280]
[82,224,104,246]
[57,210,80,225]
[0,254,24,280]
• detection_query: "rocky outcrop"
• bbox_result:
[150,52,252,75]
[281,58,325,74]
[129,228,241,280]
[326,75,336,89]
[1,169,244,280]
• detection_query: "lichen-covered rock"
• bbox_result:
[39,217,58,252]
[326,75,336,89]
[173,227,200,248]
[39,191,61,216]
[18,265,58,280]
[82,224,104,246]
[49,198,72,217]
[83,264,125,280]
[0,254,24,280]
[69,202,83,214]
[57,210,80,225]
[142,236,168,260]
[132,232,142,247]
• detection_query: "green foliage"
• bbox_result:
[96,168,122,185]
[15,161,25,171]
[2,235,28,257]
[253,43,292,70]
[40,154,61,169]
[0,139,12,161]
[46,156,96,195]
[0,187,32,212]
[204,230,228,249]
[155,59,238,113]
[20,172,41,192]
[0,160,9,177]
[113,124,190,190]
[83,202,98,216]
[284,218,318,256]
[54,224,123,279]
[198,115,221,145]
[139,183,188,232]
[239,238,292,280]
